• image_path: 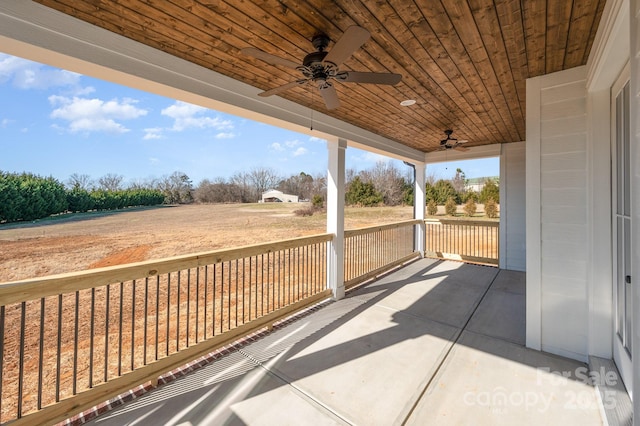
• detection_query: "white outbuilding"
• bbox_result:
[260,190,299,203]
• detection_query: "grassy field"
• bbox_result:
[0,203,413,283]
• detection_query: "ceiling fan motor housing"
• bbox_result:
[303,50,328,67]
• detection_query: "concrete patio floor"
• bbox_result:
[86,259,604,425]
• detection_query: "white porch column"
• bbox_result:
[327,138,346,300]
[414,162,426,256]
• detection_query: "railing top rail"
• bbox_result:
[424,218,499,227]
[344,219,421,238]
[0,233,333,306]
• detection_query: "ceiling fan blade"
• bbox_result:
[453,145,470,152]
[319,84,340,109]
[258,80,307,97]
[457,139,468,144]
[323,26,370,67]
[241,47,301,70]
[338,71,402,85]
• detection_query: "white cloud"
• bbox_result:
[144,127,164,140]
[1,118,13,128]
[270,142,284,151]
[161,101,233,132]
[215,132,235,139]
[0,54,82,90]
[293,147,308,157]
[284,139,301,148]
[49,95,147,134]
[271,139,309,157]
[149,157,160,165]
[308,136,326,143]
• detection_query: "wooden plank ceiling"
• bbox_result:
[34,0,606,152]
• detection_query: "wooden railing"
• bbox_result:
[344,220,421,288]
[0,217,483,425]
[424,218,499,265]
[0,234,332,425]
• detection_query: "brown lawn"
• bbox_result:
[0,203,413,283]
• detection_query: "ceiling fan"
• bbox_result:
[440,129,469,151]
[241,26,402,110]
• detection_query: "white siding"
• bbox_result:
[527,66,589,361]
[499,142,526,271]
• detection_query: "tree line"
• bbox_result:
[0,171,164,223]
[0,164,499,223]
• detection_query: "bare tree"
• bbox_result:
[128,177,158,190]
[230,171,251,203]
[195,177,242,203]
[360,161,407,206]
[278,172,315,199]
[67,173,94,190]
[248,167,281,201]
[97,173,124,191]
[157,171,193,204]
[451,168,466,193]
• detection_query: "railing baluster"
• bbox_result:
[17,302,26,418]
[118,282,123,378]
[73,291,79,395]
[235,259,239,328]
[166,273,171,356]
[90,288,95,387]
[143,278,148,364]
[131,280,136,372]
[213,264,218,335]
[176,272,181,351]
[186,269,190,347]
[204,266,208,340]
[155,275,160,361]
[196,267,200,343]
[105,284,110,382]
[38,298,45,410]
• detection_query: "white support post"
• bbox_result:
[327,138,346,300]
[414,162,426,257]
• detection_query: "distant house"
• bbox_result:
[465,176,499,193]
[260,190,299,203]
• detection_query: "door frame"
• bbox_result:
[611,62,632,397]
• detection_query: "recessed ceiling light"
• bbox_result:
[400,99,416,106]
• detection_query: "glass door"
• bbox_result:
[612,66,632,398]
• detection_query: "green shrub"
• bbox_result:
[346,176,383,207]
[461,190,478,203]
[67,188,94,212]
[311,194,324,208]
[479,179,499,204]
[444,197,457,216]
[427,199,438,216]
[485,198,499,218]
[0,171,67,222]
[463,198,477,217]
[433,180,460,204]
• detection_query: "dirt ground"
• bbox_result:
[0,203,413,283]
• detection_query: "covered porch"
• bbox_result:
[77,259,609,425]
[0,0,639,424]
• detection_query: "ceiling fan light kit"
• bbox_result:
[440,129,469,151]
[241,26,402,110]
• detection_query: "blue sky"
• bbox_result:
[0,52,498,186]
